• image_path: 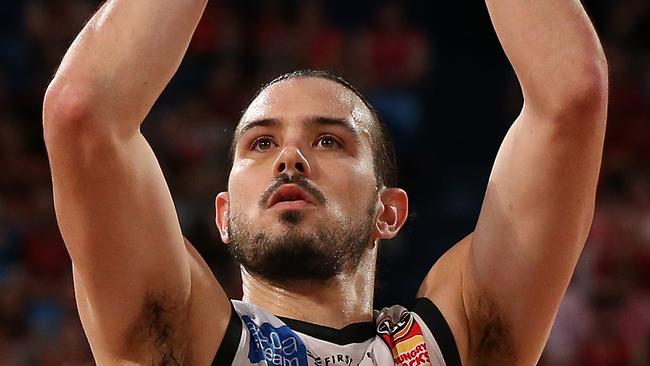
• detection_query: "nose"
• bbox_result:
[273,146,311,177]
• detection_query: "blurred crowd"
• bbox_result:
[0,0,647,365]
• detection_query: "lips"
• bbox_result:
[267,184,315,208]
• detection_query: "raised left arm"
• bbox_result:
[418,1,608,364]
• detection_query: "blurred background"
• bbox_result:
[0,0,648,365]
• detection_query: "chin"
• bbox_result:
[278,210,306,225]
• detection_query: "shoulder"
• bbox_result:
[416,234,518,364]
[182,240,232,365]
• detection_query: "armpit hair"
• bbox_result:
[129,293,191,366]
[469,296,517,365]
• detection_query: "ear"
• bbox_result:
[215,192,231,243]
[374,188,408,241]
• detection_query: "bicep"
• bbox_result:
[464,108,606,359]
[48,130,191,358]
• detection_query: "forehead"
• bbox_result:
[238,77,374,133]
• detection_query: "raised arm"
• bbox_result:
[418,1,608,364]
[43,1,230,364]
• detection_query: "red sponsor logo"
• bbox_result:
[377,311,432,366]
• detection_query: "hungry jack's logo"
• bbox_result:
[377,311,432,366]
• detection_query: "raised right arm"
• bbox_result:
[43,1,230,364]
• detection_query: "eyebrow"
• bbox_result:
[236,115,360,140]
[237,118,279,137]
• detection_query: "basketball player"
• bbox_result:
[43,0,608,365]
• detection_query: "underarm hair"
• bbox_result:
[128,293,190,365]
[469,296,516,365]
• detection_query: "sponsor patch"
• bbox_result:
[307,349,355,366]
[242,315,309,366]
[377,311,432,366]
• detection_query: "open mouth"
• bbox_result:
[267,184,315,208]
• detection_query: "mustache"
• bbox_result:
[258,173,328,208]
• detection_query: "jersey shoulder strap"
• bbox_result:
[412,298,461,366]
[211,301,243,365]
[375,298,461,366]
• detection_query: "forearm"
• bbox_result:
[485,0,607,116]
[44,0,208,133]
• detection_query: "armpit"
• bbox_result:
[128,293,191,365]
[468,296,517,365]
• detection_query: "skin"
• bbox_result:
[418,1,608,364]
[215,77,408,328]
[43,0,607,365]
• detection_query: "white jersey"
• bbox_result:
[211,298,460,366]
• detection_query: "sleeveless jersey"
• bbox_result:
[211,298,461,366]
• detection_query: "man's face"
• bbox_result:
[217,77,381,282]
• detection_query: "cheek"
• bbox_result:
[324,160,376,211]
[228,162,267,212]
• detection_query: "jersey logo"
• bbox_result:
[307,349,355,366]
[377,311,432,366]
[241,315,309,366]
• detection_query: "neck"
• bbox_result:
[241,249,377,329]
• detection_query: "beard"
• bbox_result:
[227,200,377,283]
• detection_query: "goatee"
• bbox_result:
[227,212,374,283]
[227,173,377,283]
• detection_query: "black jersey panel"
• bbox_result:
[211,301,243,366]
[413,297,462,366]
[277,316,375,345]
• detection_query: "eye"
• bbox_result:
[251,136,277,152]
[315,135,342,149]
